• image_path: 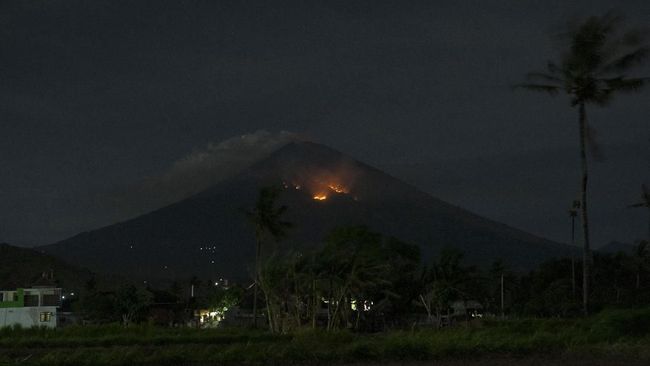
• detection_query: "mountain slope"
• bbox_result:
[0,243,99,291]
[40,141,576,280]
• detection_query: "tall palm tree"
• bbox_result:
[246,186,291,328]
[631,240,649,290]
[516,13,649,315]
[628,183,650,239]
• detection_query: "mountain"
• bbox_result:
[0,243,100,291]
[40,141,576,281]
[597,241,636,255]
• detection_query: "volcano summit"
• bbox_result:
[40,141,574,280]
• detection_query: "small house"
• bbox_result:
[0,287,62,328]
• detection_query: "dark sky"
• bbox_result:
[1,0,649,247]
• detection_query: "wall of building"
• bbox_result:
[0,306,58,328]
[0,289,24,308]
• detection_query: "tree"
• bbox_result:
[319,226,390,330]
[631,240,650,291]
[628,184,650,239]
[380,237,422,326]
[521,259,580,317]
[420,248,478,327]
[114,285,153,326]
[246,186,291,328]
[75,277,117,323]
[516,12,649,314]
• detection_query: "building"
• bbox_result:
[0,287,62,328]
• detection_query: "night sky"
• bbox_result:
[1,0,648,248]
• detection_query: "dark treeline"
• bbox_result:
[253,226,650,332]
[73,226,650,333]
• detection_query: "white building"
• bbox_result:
[0,287,62,328]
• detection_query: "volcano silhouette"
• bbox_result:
[41,141,574,280]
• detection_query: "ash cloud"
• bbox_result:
[106,130,299,219]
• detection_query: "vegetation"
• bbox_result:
[16,224,647,331]
[516,12,649,315]
[246,186,292,329]
[252,226,650,331]
[1,308,650,365]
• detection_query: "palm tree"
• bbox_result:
[628,184,650,239]
[569,199,581,298]
[631,240,649,290]
[246,186,291,328]
[516,12,649,315]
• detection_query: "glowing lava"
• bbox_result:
[313,194,327,201]
[328,184,348,193]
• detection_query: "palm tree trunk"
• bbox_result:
[253,237,261,328]
[578,102,591,316]
[419,294,433,324]
[265,291,275,332]
[571,215,576,298]
[647,207,650,240]
[500,273,505,319]
[311,278,317,329]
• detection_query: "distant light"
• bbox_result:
[62,295,66,300]
[70,292,75,296]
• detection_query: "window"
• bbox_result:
[40,312,53,322]
[24,294,39,307]
[42,294,61,307]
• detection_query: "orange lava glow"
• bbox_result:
[328,184,348,194]
[313,194,328,201]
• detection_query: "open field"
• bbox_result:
[1,308,649,366]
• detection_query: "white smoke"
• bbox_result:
[106,130,299,217]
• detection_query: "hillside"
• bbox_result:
[40,141,577,280]
[0,243,105,291]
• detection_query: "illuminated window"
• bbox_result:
[40,312,53,322]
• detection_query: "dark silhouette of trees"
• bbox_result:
[246,186,291,328]
[516,12,649,315]
[255,226,421,332]
[419,248,480,327]
[114,285,153,326]
[629,184,650,239]
[631,240,649,291]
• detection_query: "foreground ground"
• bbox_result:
[1,308,649,366]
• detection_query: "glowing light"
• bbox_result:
[328,184,348,194]
[313,194,327,201]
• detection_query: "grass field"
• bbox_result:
[1,308,649,365]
